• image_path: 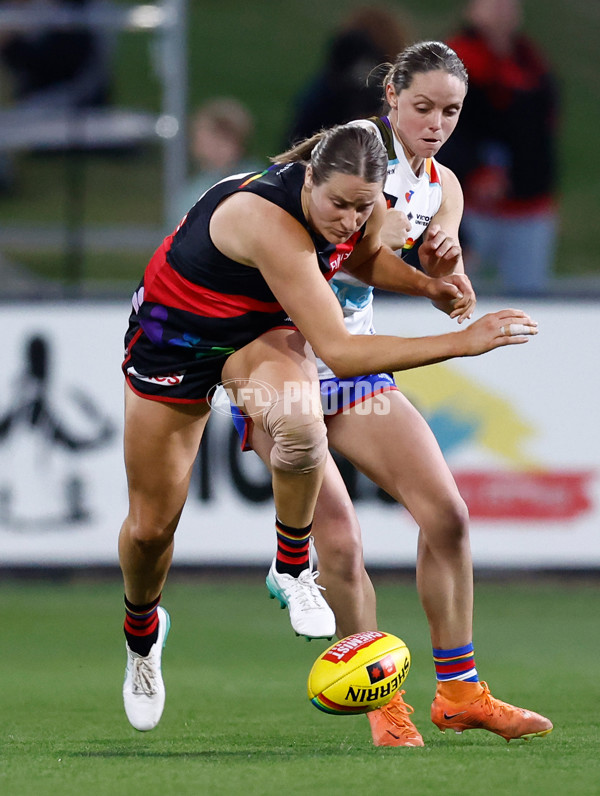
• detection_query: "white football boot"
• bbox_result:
[123,606,170,731]
[266,541,336,640]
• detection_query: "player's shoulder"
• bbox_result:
[347,117,395,158]
[348,118,381,135]
[433,161,464,217]
[434,160,461,195]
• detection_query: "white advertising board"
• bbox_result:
[0,299,598,568]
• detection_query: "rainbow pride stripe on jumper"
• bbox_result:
[237,168,271,189]
[425,157,442,187]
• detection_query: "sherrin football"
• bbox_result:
[307,631,410,715]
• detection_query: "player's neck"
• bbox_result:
[399,138,425,177]
[390,119,425,177]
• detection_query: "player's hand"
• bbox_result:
[431,273,477,323]
[459,309,538,356]
[380,208,411,251]
[424,275,464,309]
[418,224,461,276]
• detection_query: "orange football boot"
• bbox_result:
[431,680,553,742]
[367,690,424,747]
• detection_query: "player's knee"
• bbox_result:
[314,510,364,578]
[447,495,470,540]
[320,540,365,584]
[424,494,470,550]
[124,515,176,553]
[263,395,327,474]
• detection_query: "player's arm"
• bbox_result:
[418,164,476,322]
[419,165,465,276]
[342,197,463,305]
[210,193,537,380]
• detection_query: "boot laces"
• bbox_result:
[382,690,417,730]
[293,568,326,611]
[478,681,506,718]
[286,537,327,612]
[131,654,159,696]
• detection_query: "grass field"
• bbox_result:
[1,573,598,795]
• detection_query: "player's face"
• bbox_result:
[387,70,466,162]
[303,169,382,244]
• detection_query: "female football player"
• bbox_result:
[118,119,537,734]
[242,41,552,747]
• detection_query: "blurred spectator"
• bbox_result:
[0,0,112,110]
[285,5,413,145]
[170,97,262,229]
[0,0,114,190]
[439,0,560,295]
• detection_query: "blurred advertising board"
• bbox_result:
[0,299,598,568]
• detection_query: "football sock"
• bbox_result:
[433,642,479,682]
[124,594,161,657]
[274,516,312,577]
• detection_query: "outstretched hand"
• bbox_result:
[461,309,538,356]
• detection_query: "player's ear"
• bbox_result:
[304,164,314,191]
[385,83,398,109]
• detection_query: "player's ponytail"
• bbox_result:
[271,123,387,187]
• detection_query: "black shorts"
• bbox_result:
[122,317,296,404]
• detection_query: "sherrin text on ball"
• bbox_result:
[307,631,410,714]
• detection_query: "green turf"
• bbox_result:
[0,574,598,795]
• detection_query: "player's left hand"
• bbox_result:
[418,224,462,276]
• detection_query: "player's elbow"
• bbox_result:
[312,328,372,380]
[317,348,361,381]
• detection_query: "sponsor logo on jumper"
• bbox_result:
[329,246,354,273]
[405,190,414,203]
